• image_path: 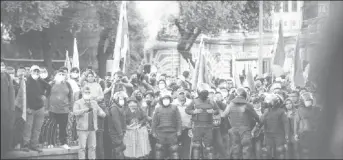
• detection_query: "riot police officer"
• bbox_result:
[185,83,220,159]
[222,88,261,159]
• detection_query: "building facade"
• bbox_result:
[148,1,304,79]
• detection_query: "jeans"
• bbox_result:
[78,130,96,159]
[22,107,44,147]
[50,112,69,145]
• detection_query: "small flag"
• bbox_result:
[72,38,80,70]
[65,50,72,73]
[273,21,286,67]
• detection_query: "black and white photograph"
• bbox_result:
[1,1,343,159]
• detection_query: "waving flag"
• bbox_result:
[65,50,72,73]
[15,77,26,121]
[112,1,130,75]
[72,38,80,70]
[293,35,305,87]
[273,21,286,67]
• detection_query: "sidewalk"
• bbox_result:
[4,146,79,159]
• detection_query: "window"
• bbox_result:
[292,20,296,27]
[284,20,288,27]
[292,1,298,12]
[283,1,289,12]
[275,2,281,12]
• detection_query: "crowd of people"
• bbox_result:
[1,58,321,159]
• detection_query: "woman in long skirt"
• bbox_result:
[123,97,151,159]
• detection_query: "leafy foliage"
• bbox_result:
[177,1,274,35]
[1,1,69,33]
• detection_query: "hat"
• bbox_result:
[127,97,138,104]
[30,65,40,72]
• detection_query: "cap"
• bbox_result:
[30,65,40,72]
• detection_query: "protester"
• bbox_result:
[73,86,106,159]
[172,88,192,159]
[48,69,73,149]
[108,91,127,159]
[22,65,51,152]
[123,97,151,158]
[1,60,16,157]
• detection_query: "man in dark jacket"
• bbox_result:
[260,93,290,159]
[108,91,127,159]
[22,65,51,152]
[186,83,220,159]
[1,60,16,157]
[151,92,182,159]
[222,88,261,159]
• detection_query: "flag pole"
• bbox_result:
[258,1,264,77]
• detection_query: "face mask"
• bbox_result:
[83,94,91,100]
[55,75,65,83]
[71,73,79,79]
[31,74,39,80]
[40,73,48,79]
[118,100,125,106]
[162,99,170,106]
[159,84,166,89]
[304,101,312,107]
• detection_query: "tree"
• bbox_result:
[1,1,69,73]
[69,1,146,77]
[171,1,274,67]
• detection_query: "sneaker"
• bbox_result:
[29,145,43,152]
[62,144,71,150]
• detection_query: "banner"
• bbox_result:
[112,1,130,75]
